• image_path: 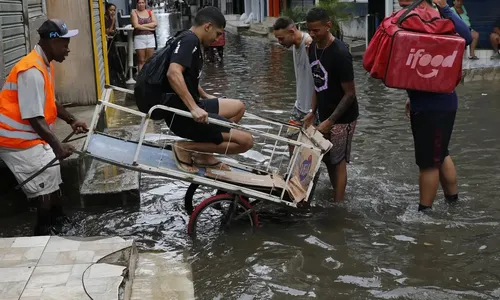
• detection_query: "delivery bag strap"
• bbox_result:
[396,0,429,26]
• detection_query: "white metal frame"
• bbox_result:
[82,86,330,207]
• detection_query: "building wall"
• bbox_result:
[340,0,368,38]
[0,0,30,83]
[28,0,47,48]
[46,0,98,105]
[341,17,365,39]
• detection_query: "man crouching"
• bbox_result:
[135,7,252,172]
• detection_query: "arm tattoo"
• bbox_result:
[328,94,356,123]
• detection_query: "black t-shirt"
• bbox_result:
[309,39,359,124]
[166,31,203,101]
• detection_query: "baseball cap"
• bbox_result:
[38,19,79,39]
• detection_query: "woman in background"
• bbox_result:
[451,0,479,60]
[105,2,117,37]
[131,0,157,72]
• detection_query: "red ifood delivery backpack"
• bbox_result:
[363,0,465,93]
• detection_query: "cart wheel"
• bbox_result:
[184,183,227,215]
[187,194,258,237]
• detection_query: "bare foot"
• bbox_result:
[173,143,198,173]
[192,153,231,171]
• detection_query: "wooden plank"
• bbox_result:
[205,168,286,189]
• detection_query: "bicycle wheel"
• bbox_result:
[187,194,258,238]
[184,183,226,215]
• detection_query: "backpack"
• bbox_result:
[134,30,189,118]
[363,0,465,94]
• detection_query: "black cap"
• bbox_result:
[38,19,79,39]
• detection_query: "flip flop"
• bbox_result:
[468,56,479,60]
[172,143,199,173]
[194,161,232,171]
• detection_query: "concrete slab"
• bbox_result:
[130,252,195,300]
[462,54,500,83]
[75,89,142,207]
[0,236,136,300]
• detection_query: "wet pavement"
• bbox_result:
[2,11,500,299]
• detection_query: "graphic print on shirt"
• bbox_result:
[311,59,328,92]
[173,40,180,53]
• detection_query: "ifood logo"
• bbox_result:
[406,49,458,78]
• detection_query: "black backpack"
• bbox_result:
[136,30,189,86]
[134,30,189,118]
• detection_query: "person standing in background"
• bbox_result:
[401,0,472,212]
[105,2,117,37]
[131,0,157,72]
[450,0,479,60]
[272,16,315,155]
[303,7,359,202]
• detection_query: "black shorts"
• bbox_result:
[410,110,456,169]
[164,96,231,145]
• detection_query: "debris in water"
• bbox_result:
[393,235,417,244]
[479,245,487,250]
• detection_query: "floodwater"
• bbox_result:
[4,11,500,299]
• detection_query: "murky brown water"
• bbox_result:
[3,12,500,299]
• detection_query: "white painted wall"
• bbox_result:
[341,17,366,38]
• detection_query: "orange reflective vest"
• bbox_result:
[0,49,57,149]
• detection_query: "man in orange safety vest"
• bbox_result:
[0,19,87,235]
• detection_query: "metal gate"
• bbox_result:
[27,0,44,19]
[89,0,109,99]
[0,0,29,83]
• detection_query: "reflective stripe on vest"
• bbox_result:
[0,113,55,140]
[0,49,57,148]
[0,128,41,140]
[0,113,36,132]
[2,82,18,91]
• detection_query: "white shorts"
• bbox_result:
[134,34,156,50]
[0,144,62,198]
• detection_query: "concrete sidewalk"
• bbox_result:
[0,236,136,300]
[0,236,195,300]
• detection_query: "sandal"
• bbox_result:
[468,56,479,60]
[172,143,199,173]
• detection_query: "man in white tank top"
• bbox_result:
[273,17,316,156]
[273,17,320,201]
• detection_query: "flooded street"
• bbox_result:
[4,12,500,299]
